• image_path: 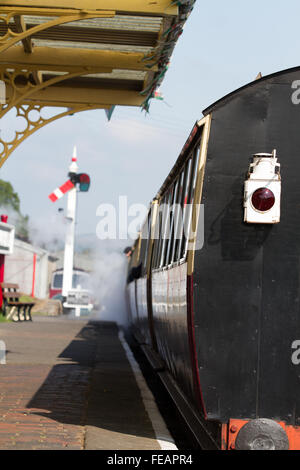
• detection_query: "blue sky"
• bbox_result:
[2,0,300,243]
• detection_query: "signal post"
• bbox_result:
[48,147,91,311]
[62,149,78,298]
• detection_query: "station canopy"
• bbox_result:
[0,1,196,165]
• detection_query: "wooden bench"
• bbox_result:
[1,283,34,322]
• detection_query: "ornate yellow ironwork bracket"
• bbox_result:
[0,65,113,118]
[0,63,113,167]
[0,103,104,167]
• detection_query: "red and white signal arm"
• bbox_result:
[0,221,15,255]
[48,179,74,203]
[244,150,281,224]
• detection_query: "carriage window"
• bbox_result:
[139,223,148,275]
[190,144,201,203]
[166,178,180,266]
[151,130,204,269]
[170,171,184,264]
[129,238,140,273]
[181,144,201,259]
[157,191,170,268]
[173,167,187,262]
[177,158,192,260]
[161,186,175,267]
[134,236,142,267]
[72,273,90,289]
[152,194,164,269]
[143,210,152,271]
[152,224,159,269]
[155,194,166,268]
[53,273,63,288]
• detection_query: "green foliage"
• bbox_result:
[0,179,20,212]
[0,315,11,323]
[16,213,29,241]
[19,294,35,302]
[0,179,30,241]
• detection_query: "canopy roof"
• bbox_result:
[0,1,196,111]
[0,1,196,165]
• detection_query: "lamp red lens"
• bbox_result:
[251,188,275,212]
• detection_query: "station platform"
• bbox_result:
[0,317,176,450]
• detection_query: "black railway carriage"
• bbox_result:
[126,67,300,450]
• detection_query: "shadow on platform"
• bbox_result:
[26,321,159,449]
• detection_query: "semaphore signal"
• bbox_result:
[48,179,75,203]
[48,146,91,306]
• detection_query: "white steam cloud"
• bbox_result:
[89,239,130,326]
[29,212,66,251]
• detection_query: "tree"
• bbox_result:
[0,179,29,241]
[0,180,21,212]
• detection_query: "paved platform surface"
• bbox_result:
[0,317,162,450]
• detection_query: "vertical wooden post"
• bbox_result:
[0,254,5,284]
[0,214,8,283]
[0,215,8,309]
[31,253,37,298]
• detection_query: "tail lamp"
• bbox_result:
[244,150,281,224]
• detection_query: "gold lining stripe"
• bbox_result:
[186,114,212,276]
